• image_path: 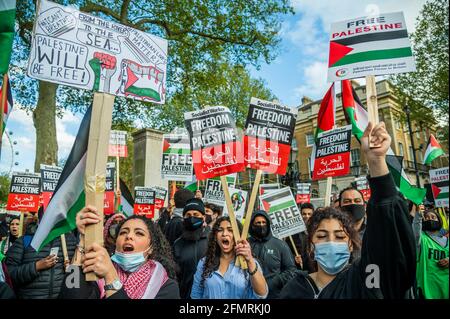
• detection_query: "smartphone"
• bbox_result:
[49,247,59,257]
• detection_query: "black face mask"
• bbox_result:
[341,204,365,221]
[183,217,204,231]
[205,215,213,225]
[422,220,441,232]
[251,225,269,238]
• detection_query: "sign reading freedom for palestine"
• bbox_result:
[7,172,42,212]
[161,132,193,181]
[312,125,352,180]
[244,98,297,175]
[104,162,116,215]
[328,12,415,82]
[109,130,128,157]
[296,183,311,204]
[184,106,244,180]
[40,164,62,211]
[28,0,168,103]
[134,187,155,218]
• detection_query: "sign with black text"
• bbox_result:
[161,132,193,181]
[430,167,449,208]
[104,162,116,215]
[40,164,62,211]
[7,172,41,212]
[134,187,155,218]
[296,183,311,204]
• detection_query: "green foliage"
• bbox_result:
[0,174,11,205]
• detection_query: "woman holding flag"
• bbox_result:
[59,206,180,299]
[280,122,416,299]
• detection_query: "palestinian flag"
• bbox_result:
[259,187,296,214]
[119,178,134,217]
[31,106,92,251]
[340,80,426,205]
[314,83,335,140]
[431,183,449,201]
[0,73,12,133]
[184,175,198,192]
[0,0,15,75]
[423,134,445,165]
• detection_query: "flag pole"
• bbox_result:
[365,75,380,146]
[115,155,121,212]
[0,73,8,160]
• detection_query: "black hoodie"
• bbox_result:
[248,210,298,299]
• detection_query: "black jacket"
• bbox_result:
[248,210,298,299]
[173,227,210,299]
[0,282,15,299]
[286,232,315,273]
[279,173,416,299]
[164,209,184,247]
[59,265,180,299]
[5,232,76,299]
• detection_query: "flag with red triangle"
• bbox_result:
[423,134,445,165]
[314,83,335,140]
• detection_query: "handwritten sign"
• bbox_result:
[296,183,311,204]
[28,0,168,103]
[134,187,155,218]
[104,162,116,215]
[108,130,128,157]
[40,164,62,211]
[355,176,371,202]
[7,172,41,212]
[161,132,193,181]
[259,187,306,239]
[429,167,449,208]
[312,125,351,180]
[204,174,237,206]
[244,98,297,175]
[222,187,248,221]
[184,106,244,180]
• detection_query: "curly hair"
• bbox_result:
[306,207,361,271]
[116,215,177,280]
[200,216,244,287]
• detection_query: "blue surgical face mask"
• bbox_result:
[313,241,350,275]
[111,248,150,272]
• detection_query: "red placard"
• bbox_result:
[7,172,41,212]
[103,163,116,215]
[360,189,371,202]
[104,191,115,215]
[244,98,297,175]
[108,144,128,157]
[312,126,352,180]
[134,187,155,219]
[185,106,245,180]
[296,194,311,204]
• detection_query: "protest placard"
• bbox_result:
[328,12,415,82]
[40,164,62,211]
[184,106,244,180]
[296,183,311,204]
[134,187,155,218]
[108,130,128,157]
[312,125,352,180]
[152,186,167,211]
[429,167,449,208]
[259,187,306,239]
[244,98,297,175]
[161,132,193,181]
[259,183,280,196]
[204,174,237,206]
[104,162,115,215]
[222,187,248,221]
[7,172,41,212]
[28,0,168,104]
[355,176,371,202]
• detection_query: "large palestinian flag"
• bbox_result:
[423,134,445,165]
[0,0,15,75]
[31,106,92,251]
[341,79,426,205]
[0,73,12,134]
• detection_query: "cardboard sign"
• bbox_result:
[296,183,311,204]
[40,164,62,211]
[7,172,41,212]
[134,187,155,218]
[328,12,415,82]
[104,162,116,215]
[429,167,449,208]
[28,0,168,103]
[259,183,280,196]
[152,186,167,210]
[222,187,248,221]
[244,98,297,175]
[204,174,237,206]
[312,125,352,180]
[108,130,128,157]
[259,187,306,239]
[355,176,371,202]
[161,132,193,181]
[184,106,244,180]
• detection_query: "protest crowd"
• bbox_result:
[0,0,448,302]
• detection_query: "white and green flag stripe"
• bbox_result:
[31,106,92,251]
[0,0,16,75]
[423,134,445,165]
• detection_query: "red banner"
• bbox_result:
[134,187,155,219]
[296,193,311,204]
[360,189,371,202]
[104,191,115,215]
[7,172,41,212]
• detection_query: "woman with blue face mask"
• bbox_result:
[280,122,417,299]
[59,209,180,299]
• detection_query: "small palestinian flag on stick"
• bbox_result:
[423,134,445,165]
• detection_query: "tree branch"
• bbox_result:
[120,0,132,23]
[80,2,121,22]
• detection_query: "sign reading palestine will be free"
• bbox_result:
[244,98,297,175]
[184,106,244,180]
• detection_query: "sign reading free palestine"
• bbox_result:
[327,11,416,82]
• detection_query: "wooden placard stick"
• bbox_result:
[115,155,121,213]
[324,176,333,207]
[84,92,115,281]
[220,175,247,269]
[60,234,69,271]
[365,75,380,148]
[18,210,25,237]
[288,235,299,256]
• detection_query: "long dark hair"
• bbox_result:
[200,216,244,287]
[116,215,177,280]
[306,207,361,271]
